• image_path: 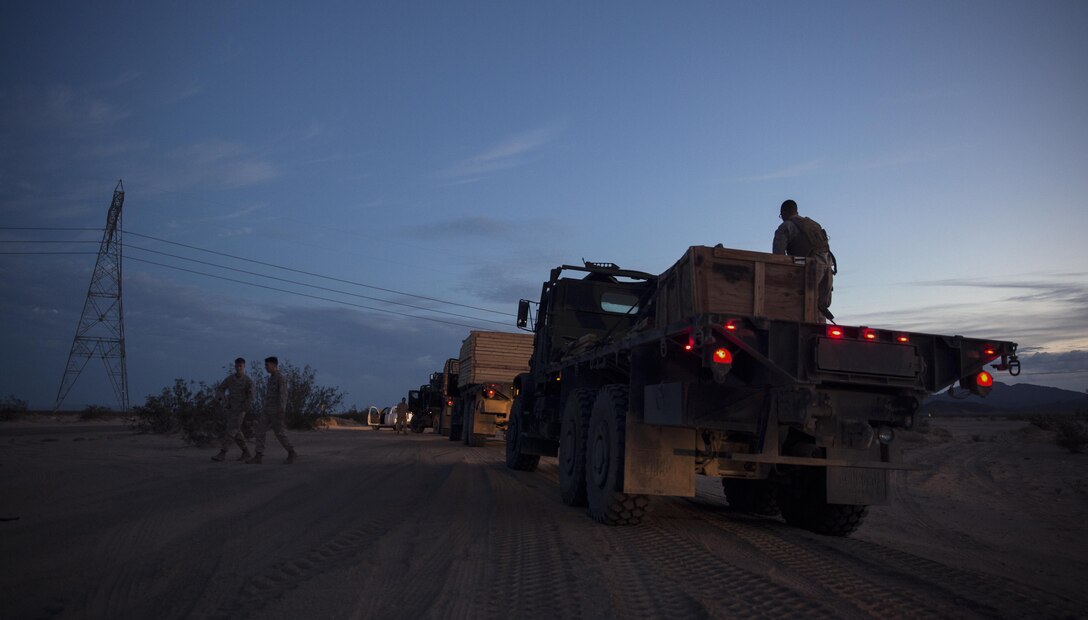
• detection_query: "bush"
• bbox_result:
[1,394,29,420]
[132,379,219,446]
[80,405,114,420]
[248,361,344,431]
[339,407,369,424]
[134,361,346,444]
[1055,420,1088,454]
[1029,414,1062,432]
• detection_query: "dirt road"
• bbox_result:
[1,421,1083,619]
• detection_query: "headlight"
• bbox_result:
[877,427,895,444]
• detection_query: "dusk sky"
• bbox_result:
[2,1,1086,410]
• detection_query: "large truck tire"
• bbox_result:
[585,385,652,525]
[722,478,780,516]
[464,400,486,447]
[778,467,868,536]
[505,397,539,471]
[559,388,595,506]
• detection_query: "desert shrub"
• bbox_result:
[247,361,344,431]
[0,394,29,420]
[132,379,219,445]
[1029,415,1062,432]
[339,407,369,424]
[929,426,954,441]
[1054,420,1088,454]
[80,405,114,420]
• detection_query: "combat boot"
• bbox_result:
[211,450,227,462]
[284,449,298,465]
[237,448,252,462]
[246,452,263,464]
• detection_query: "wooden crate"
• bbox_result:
[458,331,535,388]
[655,246,820,325]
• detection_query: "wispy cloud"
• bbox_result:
[2,84,130,129]
[162,141,279,190]
[164,78,203,104]
[730,159,823,183]
[840,274,1088,352]
[438,122,563,181]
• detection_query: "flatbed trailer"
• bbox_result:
[505,248,1019,535]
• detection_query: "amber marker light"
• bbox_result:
[977,371,993,387]
[712,348,733,364]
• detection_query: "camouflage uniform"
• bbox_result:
[255,369,294,454]
[394,401,409,434]
[216,372,255,452]
[773,215,834,321]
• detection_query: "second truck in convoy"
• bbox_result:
[504,246,1019,535]
[449,331,534,447]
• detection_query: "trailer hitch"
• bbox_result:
[991,353,1021,376]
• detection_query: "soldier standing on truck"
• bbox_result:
[211,357,255,463]
[772,199,836,321]
[248,356,299,465]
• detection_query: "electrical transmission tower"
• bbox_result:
[55,180,129,412]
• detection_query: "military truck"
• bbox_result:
[408,379,444,433]
[505,246,1019,535]
[450,331,534,447]
[435,358,460,436]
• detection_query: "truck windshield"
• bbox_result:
[600,291,640,314]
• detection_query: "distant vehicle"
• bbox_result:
[367,405,400,430]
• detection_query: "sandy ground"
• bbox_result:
[0,417,1085,619]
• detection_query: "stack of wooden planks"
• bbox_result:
[458,331,534,388]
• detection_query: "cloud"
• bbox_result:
[164,79,203,104]
[840,274,1088,353]
[437,122,563,180]
[1,84,130,129]
[413,216,518,239]
[157,141,279,191]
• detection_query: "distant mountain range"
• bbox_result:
[924,382,1087,414]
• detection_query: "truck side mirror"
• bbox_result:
[517,299,530,328]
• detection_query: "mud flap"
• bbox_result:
[826,467,888,505]
[622,417,696,497]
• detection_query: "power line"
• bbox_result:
[124,230,515,317]
[0,240,100,244]
[124,243,510,326]
[0,251,99,255]
[127,255,514,332]
[0,226,517,318]
[0,227,102,231]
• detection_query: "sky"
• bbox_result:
[2,0,1086,411]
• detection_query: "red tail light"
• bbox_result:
[827,326,844,339]
[724,321,737,331]
[977,371,993,387]
[984,347,996,356]
[712,348,733,364]
[486,388,496,398]
[862,329,877,341]
[684,338,694,351]
[447,399,453,406]
[897,335,910,343]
